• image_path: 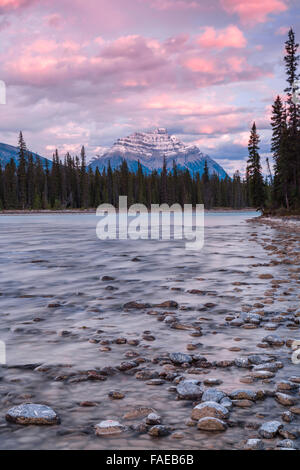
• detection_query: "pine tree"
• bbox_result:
[80,146,88,208]
[17,131,27,209]
[246,122,265,209]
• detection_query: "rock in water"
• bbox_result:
[197,417,227,432]
[95,420,125,436]
[169,352,192,365]
[148,425,170,437]
[191,401,229,420]
[201,388,226,403]
[6,404,59,425]
[176,380,203,400]
[259,421,282,438]
[244,439,264,450]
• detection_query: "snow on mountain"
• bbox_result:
[89,128,228,179]
[0,142,52,169]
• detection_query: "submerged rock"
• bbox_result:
[6,404,60,425]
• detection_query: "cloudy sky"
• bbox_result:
[0,0,299,175]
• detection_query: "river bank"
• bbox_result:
[0,211,300,450]
[0,208,256,216]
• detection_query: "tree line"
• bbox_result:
[246,28,300,213]
[0,135,251,210]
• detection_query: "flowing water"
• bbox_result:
[0,211,300,450]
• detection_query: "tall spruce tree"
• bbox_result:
[17,132,27,209]
[246,122,265,209]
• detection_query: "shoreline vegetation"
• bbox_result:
[0,207,257,215]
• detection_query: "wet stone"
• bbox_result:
[191,401,229,421]
[108,391,125,400]
[277,439,297,449]
[252,370,275,379]
[123,407,155,420]
[176,380,203,400]
[229,390,257,401]
[275,392,297,406]
[169,352,193,365]
[244,439,264,450]
[279,425,300,440]
[202,388,226,403]
[235,357,251,368]
[145,413,161,425]
[262,335,285,347]
[203,378,223,386]
[232,399,254,408]
[276,380,299,391]
[6,404,60,425]
[95,420,125,436]
[220,397,233,410]
[289,376,300,384]
[146,379,165,386]
[148,425,170,437]
[282,411,294,423]
[259,420,282,438]
[197,417,227,432]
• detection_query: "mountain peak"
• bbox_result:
[90,128,228,179]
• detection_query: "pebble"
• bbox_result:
[282,411,294,423]
[6,404,60,425]
[145,413,161,425]
[203,378,223,386]
[108,391,125,399]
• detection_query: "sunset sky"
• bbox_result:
[0,0,299,175]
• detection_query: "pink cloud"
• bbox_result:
[197,25,246,49]
[147,0,200,10]
[220,0,288,25]
[0,0,37,13]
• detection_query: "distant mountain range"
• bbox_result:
[0,143,52,169]
[0,129,228,179]
[90,128,228,179]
